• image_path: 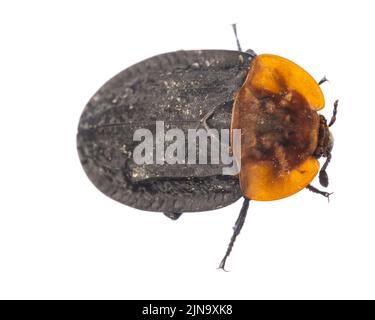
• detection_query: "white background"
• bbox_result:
[1,0,374,299]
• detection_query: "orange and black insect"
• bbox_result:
[77,25,338,270]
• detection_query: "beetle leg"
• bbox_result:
[218,197,250,271]
[231,23,242,52]
[319,153,332,187]
[306,184,333,202]
[163,212,183,220]
[318,76,329,86]
[328,100,339,127]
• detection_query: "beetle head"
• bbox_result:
[315,115,334,159]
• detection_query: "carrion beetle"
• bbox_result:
[77,25,338,270]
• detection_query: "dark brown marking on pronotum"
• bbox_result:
[239,87,320,174]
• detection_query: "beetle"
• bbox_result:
[77,25,338,270]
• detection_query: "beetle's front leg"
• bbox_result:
[319,153,331,187]
[306,184,333,202]
[318,76,329,86]
[328,100,339,127]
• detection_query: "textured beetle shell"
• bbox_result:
[77,50,253,213]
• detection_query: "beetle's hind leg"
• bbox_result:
[218,197,250,271]
[306,184,333,202]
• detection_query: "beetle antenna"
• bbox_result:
[231,23,242,52]
[328,100,339,127]
[218,197,250,271]
[319,152,332,187]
